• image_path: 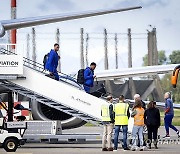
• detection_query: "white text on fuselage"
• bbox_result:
[0,61,19,67]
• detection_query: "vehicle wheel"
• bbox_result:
[3,138,18,152]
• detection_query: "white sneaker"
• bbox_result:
[113,150,117,152]
[139,146,144,151]
[177,131,180,138]
[143,146,147,151]
[163,135,170,139]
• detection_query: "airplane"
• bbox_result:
[0,5,179,130]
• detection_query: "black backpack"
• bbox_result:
[43,53,49,69]
[77,69,85,84]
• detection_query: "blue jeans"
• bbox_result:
[132,125,144,147]
[114,125,128,150]
[164,114,178,135]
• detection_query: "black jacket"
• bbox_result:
[109,104,115,123]
[141,100,146,110]
[144,107,161,127]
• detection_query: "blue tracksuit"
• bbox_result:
[164,98,178,135]
[45,49,59,80]
[83,67,94,93]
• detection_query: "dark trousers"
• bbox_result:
[0,110,3,118]
[83,85,90,93]
[164,114,178,135]
[147,125,158,143]
[53,71,59,81]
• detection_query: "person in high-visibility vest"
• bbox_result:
[131,100,145,151]
[133,94,146,148]
[101,95,114,151]
[113,95,130,151]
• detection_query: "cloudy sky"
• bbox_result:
[0,0,180,74]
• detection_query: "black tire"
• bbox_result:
[3,138,18,152]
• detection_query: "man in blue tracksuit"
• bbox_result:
[83,62,96,93]
[163,92,180,138]
[45,43,60,81]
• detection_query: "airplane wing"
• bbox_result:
[96,64,179,81]
[0,6,142,37]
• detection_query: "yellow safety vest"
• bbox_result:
[114,102,129,125]
[101,103,111,122]
[134,107,144,126]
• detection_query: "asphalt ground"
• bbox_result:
[0,126,180,154]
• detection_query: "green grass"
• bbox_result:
[175,102,180,104]
[84,123,95,127]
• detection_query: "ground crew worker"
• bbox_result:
[113,95,130,151]
[163,92,180,138]
[134,94,146,148]
[131,100,145,151]
[101,95,114,151]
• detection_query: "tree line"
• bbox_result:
[142,50,180,103]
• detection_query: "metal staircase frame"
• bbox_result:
[0,48,102,126]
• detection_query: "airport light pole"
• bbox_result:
[128,28,132,68]
[85,33,89,67]
[147,27,158,66]
[32,28,36,68]
[115,33,118,69]
[11,0,17,51]
[26,33,30,66]
[104,29,109,70]
[56,28,61,72]
[128,28,136,98]
[80,28,85,69]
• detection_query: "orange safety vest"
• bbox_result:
[134,107,144,126]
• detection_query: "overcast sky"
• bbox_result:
[0,0,180,74]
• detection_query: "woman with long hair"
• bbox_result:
[131,100,145,151]
[144,101,160,149]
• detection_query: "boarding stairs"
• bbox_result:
[0,48,107,126]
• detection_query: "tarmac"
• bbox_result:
[0,126,180,154]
